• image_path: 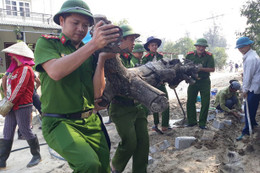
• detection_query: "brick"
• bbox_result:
[149,140,171,153]
[239,113,245,123]
[148,155,153,164]
[224,120,232,126]
[207,114,216,121]
[213,120,225,129]
[175,136,196,149]
[201,131,215,141]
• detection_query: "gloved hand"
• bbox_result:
[0,100,14,117]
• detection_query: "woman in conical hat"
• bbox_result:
[0,42,41,169]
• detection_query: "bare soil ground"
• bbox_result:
[0,71,260,173]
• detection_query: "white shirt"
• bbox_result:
[242,49,260,94]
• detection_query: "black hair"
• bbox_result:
[60,13,72,21]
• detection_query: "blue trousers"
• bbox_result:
[242,91,260,135]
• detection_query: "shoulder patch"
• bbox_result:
[187,51,195,55]
[41,34,59,40]
[122,53,129,59]
[145,53,151,57]
[206,51,212,56]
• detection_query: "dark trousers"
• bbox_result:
[187,78,211,127]
[153,85,170,127]
[32,90,42,115]
[4,106,35,140]
[242,91,260,135]
[216,95,238,111]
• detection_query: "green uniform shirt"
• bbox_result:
[214,87,241,112]
[130,54,141,66]
[34,33,96,114]
[142,52,163,64]
[185,51,215,79]
[120,53,135,68]
[113,53,134,103]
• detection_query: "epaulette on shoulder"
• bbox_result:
[122,53,129,59]
[187,51,195,55]
[145,53,151,57]
[41,34,59,40]
[206,51,212,56]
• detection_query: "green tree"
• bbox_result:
[203,22,227,50]
[163,37,194,59]
[238,0,260,54]
[113,19,129,26]
[211,47,227,70]
[203,22,228,70]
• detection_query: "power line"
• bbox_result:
[190,13,226,24]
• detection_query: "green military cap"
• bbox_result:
[119,25,140,38]
[194,38,208,47]
[53,0,94,26]
[132,43,146,53]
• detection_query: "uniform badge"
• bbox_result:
[61,36,66,44]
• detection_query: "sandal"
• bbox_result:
[162,127,172,132]
[152,125,164,134]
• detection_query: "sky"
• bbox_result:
[54,0,249,62]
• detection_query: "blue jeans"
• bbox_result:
[242,91,260,135]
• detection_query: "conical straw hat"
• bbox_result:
[2,42,34,59]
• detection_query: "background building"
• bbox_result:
[0,0,61,72]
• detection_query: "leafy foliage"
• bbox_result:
[113,19,129,26]
[163,37,194,59]
[211,47,227,70]
[203,22,228,70]
[239,0,260,54]
[203,22,227,49]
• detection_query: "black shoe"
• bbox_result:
[185,123,197,127]
[199,126,207,129]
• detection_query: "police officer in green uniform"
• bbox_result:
[186,38,215,129]
[131,43,146,66]
[109,25,149,173]
[34,0,120,172]
[142,36,171,133]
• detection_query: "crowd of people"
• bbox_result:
[0,0,259,172]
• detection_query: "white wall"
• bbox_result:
[31,0,63,15]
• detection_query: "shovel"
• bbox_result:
[173,88,186,125]
[245,99,253,137]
